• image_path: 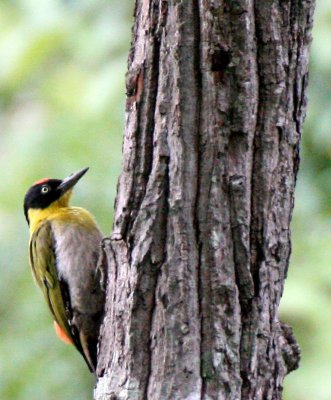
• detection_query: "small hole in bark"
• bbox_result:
[211,48,231,72]
[277,126,284,142]
[160,293,169,308]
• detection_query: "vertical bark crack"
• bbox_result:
[145,157,169,398]
[191,0,204,397]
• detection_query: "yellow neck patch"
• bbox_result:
[28,191,72,233]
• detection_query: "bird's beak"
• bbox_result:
[58,167,89,194]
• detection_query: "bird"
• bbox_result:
[24,167,105,372]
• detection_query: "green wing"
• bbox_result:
[29,221,73,343]
[29,220,97,372]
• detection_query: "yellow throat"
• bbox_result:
[28,191,73,234]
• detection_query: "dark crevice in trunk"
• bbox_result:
[125,40,161,242]
[191,0,204,396]
[145,156,170,398]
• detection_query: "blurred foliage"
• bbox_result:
[0,0,329,399]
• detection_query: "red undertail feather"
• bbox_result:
[53,321,73,345]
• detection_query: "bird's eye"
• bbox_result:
[41,185,49,194]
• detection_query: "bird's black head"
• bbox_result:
[24,167,89,225]
[24,179,63,224]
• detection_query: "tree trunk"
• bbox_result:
[94,1,315,399]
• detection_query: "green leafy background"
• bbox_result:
[0,1,329,399]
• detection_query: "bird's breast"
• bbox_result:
[50,207,103,313]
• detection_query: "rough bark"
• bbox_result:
[94,1,315,399]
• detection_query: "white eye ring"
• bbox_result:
[41,185,49,194]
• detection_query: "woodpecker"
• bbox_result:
[24,167,105,372]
